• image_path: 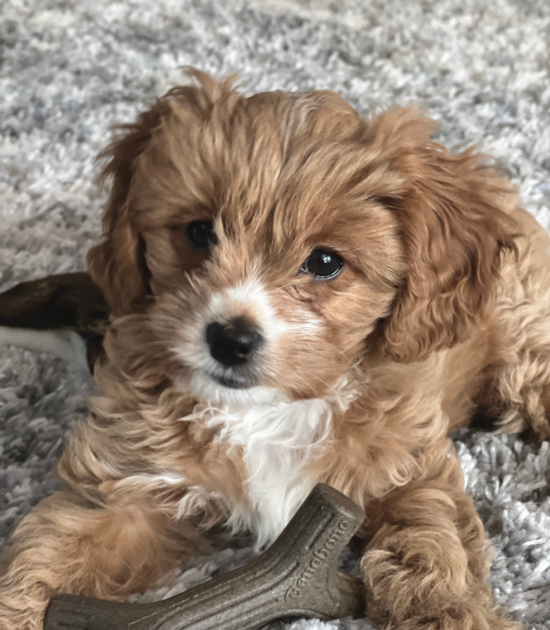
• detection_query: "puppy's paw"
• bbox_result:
[395,607,522,630]
[0,609,45,630]
[0,579,53,630]
[362,537,521,630]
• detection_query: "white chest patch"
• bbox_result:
[195,397,333,548]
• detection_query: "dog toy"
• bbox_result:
[0,272,108,370]
[43,484,365,630]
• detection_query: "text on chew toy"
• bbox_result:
[285,518,351,599]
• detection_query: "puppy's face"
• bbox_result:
[130,89,403,404]
[89,73,516,405]
[147,208,401,404]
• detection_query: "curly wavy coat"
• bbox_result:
[2,71,550,630]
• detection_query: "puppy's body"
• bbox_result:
[1,72,550,630]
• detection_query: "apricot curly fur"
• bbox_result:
[3,72,549,630]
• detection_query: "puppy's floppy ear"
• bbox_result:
[87,69,239,316]
[369,108,519,363]
[87,98,171,315]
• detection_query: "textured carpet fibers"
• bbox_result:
[1,1,550,628]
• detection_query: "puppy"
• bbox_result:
[2,70,549,630]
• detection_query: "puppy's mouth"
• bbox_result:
[209,372,254,389]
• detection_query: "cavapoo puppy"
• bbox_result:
[2,70,550,630]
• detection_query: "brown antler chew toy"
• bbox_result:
[44,484,365,630]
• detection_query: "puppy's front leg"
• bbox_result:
[360,442,520,630]
[0,490,203,630]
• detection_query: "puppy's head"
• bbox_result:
[88,71,517,405]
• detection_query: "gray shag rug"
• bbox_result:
[1,0,550,628]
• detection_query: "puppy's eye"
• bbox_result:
[186,221,216,250]
[301,249,344,280]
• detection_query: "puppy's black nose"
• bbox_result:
[206,319,264,367]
